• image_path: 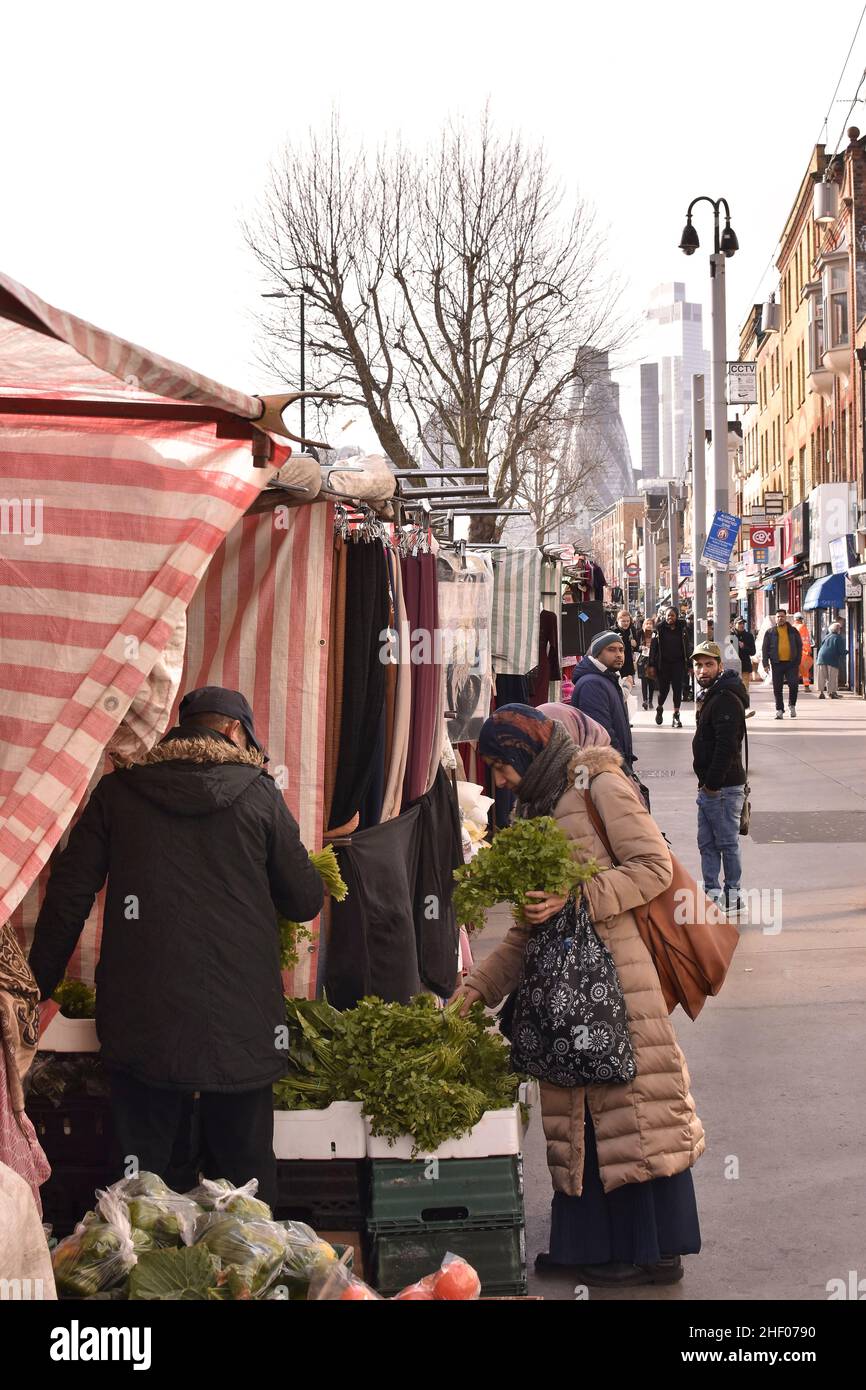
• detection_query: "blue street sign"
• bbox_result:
[701,510,742,569]
[679,559,692,577]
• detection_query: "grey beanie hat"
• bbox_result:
[590,630,624,657]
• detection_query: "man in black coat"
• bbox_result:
[649,608,690,728]
[732,616,757,687]
[691,643,748,912]
[28,687,324,1206]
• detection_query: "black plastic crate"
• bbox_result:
[40,1165,116,1240]
[273,1159,368,1227]
[371,1220,526,1297]
[26,1095,116,1168]
[368,1156,523,1233]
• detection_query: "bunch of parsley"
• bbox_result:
[334,995,521,1156]
[453,815,598,933]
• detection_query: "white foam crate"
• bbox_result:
[365,1102,525,1161]
[38,1014,99,1053]
[273,1101,366,1160]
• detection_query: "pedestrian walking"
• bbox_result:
[454,705,703,1286]
[731,617,757,687]
[792,612,813,691]
[28,686,325,1207]
[637,618,656,709]
[761,609,803,720]
[615,609,639,690]
[815,621,847,699]
[570,631,635,770]
[648,607,690,728]
[690,643,748,912]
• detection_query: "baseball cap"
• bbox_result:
[178,686,267,758]
[691,641,722,661]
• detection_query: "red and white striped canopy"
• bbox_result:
[0,275,293,927]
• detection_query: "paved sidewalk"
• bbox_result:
[471,679,866,1301]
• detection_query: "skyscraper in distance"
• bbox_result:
[641,283,710,480]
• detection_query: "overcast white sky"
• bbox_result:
[4,0,866,464]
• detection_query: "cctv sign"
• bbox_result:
[727,361,757,404]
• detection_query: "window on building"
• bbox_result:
[798,445,806,499]
[806,285,824,373]
[821,252,849,351]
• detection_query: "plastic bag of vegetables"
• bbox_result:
[184,1176,271,1222]
[195,1216,288,1297]
[277,1221,339,1299]
[93,1172,203,1247]
[52,1192,140,1299]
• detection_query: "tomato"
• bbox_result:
[394,1284,436,1300]
[340,1283,378,1300]
[432,1258,481,1301]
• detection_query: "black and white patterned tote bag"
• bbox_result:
[510,895,636,1087]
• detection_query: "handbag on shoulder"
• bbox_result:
[584,778,739,1021]
[507,894,636,1087]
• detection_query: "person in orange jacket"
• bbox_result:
[793,612,813,691]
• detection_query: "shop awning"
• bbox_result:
[803,572,846,610]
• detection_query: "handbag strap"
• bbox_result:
[583,777,619,865]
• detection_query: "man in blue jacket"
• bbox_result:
[570,630,635,769]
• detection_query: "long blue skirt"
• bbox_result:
[548,1104,702,1266]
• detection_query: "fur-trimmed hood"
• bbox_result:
[126,733,266,769]
[568,745,624,782]
[115,729,267,818]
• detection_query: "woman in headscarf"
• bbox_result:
[452,704,703,1287]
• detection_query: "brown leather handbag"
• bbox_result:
[584,779,739,1020]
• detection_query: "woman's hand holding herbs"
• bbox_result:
[521,890,569,925]
[449,984,483,1017]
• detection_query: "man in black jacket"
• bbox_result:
[761,608,803,720]
[28,687,324,1206]
[691,643,748,912]
[649,608,690,728]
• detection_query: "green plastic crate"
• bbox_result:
[371,1221,526,1297]
[368,1155,523,1233]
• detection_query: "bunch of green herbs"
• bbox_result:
[453,815,598,933]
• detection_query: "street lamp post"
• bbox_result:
[679,197,739,635]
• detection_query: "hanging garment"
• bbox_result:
[423,543,447,795]
[411,767,463,998]
[324,537,349,829]
[380,556,412,822]
[591,562,607,601]
[358,705,387,830]
[438,552,494,744]
[491,549,542,676]
[326,809,423,1009]
[382,549,399,785]
[401,554,441,807]
[328,541,389,831]
[530,610,562,706]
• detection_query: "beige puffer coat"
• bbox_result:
[463,746,705,1196]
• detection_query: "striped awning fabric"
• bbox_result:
[490,547,542,676]
[0,415,285,930]
[0,276,291,938]
[0,272,261,416]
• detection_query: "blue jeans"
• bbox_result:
[697,785,745,902]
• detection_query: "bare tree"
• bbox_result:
[246,111,631,530]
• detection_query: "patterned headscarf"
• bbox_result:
[478,704,557,776]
